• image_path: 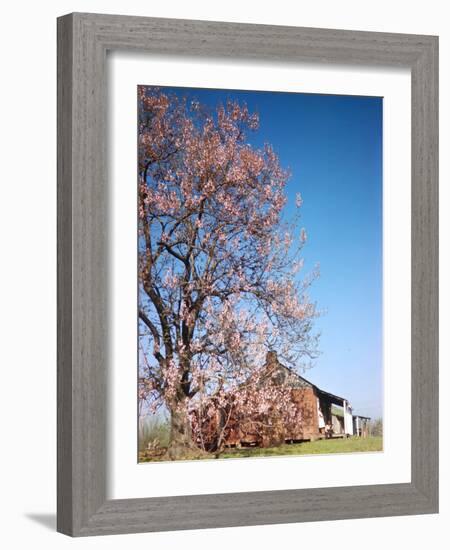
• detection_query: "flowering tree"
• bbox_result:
[138,87,319,459]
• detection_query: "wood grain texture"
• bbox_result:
[57,13,74,535]
[57,12,439,536]
[410,36,439,506]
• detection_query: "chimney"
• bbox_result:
[265,350,278,368]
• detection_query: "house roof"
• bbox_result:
[266,352,347,407]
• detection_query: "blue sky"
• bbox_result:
[155,86,383,420]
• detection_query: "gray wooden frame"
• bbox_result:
[57,12,438,537]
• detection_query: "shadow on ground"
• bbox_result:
[25,513,56,531]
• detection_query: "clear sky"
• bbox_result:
[155,86,383,420]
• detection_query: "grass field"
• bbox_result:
[219,436,383,459]
[139,436,383,462]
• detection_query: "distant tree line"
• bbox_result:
[370,417,383,437]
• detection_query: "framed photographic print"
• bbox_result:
[57,13,438,536]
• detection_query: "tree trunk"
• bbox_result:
[167,400,204,460]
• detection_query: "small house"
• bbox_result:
[191,351,370,451]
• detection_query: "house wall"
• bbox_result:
[332,414,345,434]
[288,386,320,441]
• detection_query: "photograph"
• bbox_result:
[137,85,383,462]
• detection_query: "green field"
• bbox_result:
[220,436,383,459]
[139,436,383,462]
